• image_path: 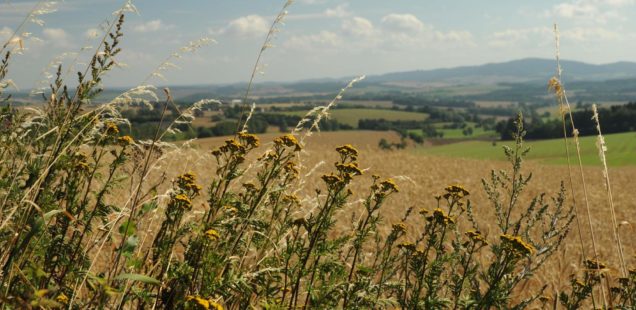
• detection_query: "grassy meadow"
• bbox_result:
[417,131,636,166]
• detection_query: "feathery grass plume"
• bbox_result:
[293,75,366,144]
[0,0,59,55]
[236,0,294,133]
[549,25,586,260]
[141,36,215,86]
[240,102,257,133]
[550,24,606,307]
[591,104,628,277]
[29,51,78,97]
[107,36,214,113]
[30,22,110,97]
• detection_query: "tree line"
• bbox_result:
[496,102,636,140]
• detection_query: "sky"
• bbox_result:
[1,0,636,89]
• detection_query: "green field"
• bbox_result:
[416,132,636,166]
[408,127,497,139]
[408,122,497,139]
[284,108,429,127]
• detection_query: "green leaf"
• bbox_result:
[115,273,161,286]
[118,220,136,236]
[139,201,158,216]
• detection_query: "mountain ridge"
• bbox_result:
[363,58,636,84]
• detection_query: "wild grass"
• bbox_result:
[0,3,634,309]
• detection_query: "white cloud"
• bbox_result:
[601,0,634,7]
[488,25,622,48]
[219,15,269,37]
[287,3,352,21]
[324,4,351,18]
[488,27,552,47]
[381,14,426,33]
[436,30,474,43]
[42,28,72,48]
[549,0,635,23]
[283,31,343,50]
[553,2,598,19]
[84,28,100,39]
[297,0,327,4]
[341,17,375,37]
[0,27,12,42]
[562,27,621,41]
[133,19,173,33]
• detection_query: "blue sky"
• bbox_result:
[2,0,636,88]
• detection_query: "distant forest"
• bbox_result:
[496,102,636,140]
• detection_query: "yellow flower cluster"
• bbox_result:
[397,241,416,251]
[500,234,535,257]
[56,293,69,304]
[391,222,407,234]
[238,132,260,148]
[284,162,299,178]
[212,139,248,158]
[584,259,608,270]
[335,144,359,159]
[380,179,399,193]
[104,122,119,135]
[185,295,223,310]
[117,135,134,146]
[321,174,342,186]
[427,208,454,225]
[178,173,195,183]
[75,161,90,172]
[465,230,488,245]
[282,194,300,205]
[224,139,242,152]
[177,173,202,194]
[274,134,301,151]
[205,229,220,241]
[172,194,192,209]
[443,184,469,199]
[223,205,238,214]
[335,162,363,176]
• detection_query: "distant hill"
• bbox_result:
[365,58,636,85]
[8,58,636,103]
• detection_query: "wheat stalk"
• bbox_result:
[591,104,627,277]
[550,24,606,308]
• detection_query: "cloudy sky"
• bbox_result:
[2,0,636,88]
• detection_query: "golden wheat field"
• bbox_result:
[134,130,633,301]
